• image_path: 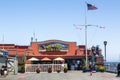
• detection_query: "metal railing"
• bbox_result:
[105,63,118,73]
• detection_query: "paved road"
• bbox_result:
[1,71,120,80]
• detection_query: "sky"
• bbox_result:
[0,0,120,62]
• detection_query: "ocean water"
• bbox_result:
[105,62,120,73]
[106,62,119,64]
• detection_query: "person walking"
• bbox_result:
[89,62,93,76]
[117,63,120,77]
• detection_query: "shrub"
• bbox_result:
[95,65,100,72]
[99,66,105,72]
[82,66,89,72]
[64,65,68,73]
[18,62,25,73]
[82,66,89,70]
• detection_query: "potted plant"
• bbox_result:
[57,68,61,73]
[48,67,52,73]
[36,68,40,73]
[64,65,68,73]
[20,68,25,73]
[20,66,25,73]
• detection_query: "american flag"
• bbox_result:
[87,3,97,10]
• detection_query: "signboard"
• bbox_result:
[3,52,8,57]
[38,42,69,52]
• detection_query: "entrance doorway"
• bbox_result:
[65,58,84,70]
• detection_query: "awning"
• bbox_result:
[41,57,51,61]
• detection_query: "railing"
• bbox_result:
[25,64,67,73]
[105,63,118,73]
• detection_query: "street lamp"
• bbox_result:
[103,41,107,62]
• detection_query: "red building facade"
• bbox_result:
[0,40,103,70]
[0,40,91,58]
[29,40,91,58]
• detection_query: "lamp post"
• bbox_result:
[104,41,107,63]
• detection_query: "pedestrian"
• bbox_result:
[89,62,93,76]
[75,63,78,70]
[117,63,120,77]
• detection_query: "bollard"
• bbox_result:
[4,70,7,77]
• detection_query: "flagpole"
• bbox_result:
[85,1,88,67]
[84,1,98,67]
[74,2,98,67]
[74,2,98,66]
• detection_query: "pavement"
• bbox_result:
[0,71,120,80]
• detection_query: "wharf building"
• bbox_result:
[0,39,103,70]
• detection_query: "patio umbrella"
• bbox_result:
[54,57,64,61]
[28,57,40,61]
[41,57,51,61]
[53,57,64,64]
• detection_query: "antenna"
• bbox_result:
[3,34,4,50]
[33,30,35,41]
[119,53,120,62]
[36,38,37,42]
[31,37,33,42]
[33,29,37,42]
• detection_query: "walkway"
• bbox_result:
[1,71,120,80]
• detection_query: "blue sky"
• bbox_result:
[0,0,120,62]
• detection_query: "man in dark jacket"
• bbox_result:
[117,63,120,77]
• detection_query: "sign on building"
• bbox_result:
[3,52,8,57]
